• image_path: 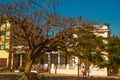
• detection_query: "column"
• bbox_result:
[78,57,80,76]
[20,54,22,68]
[48,53,51,74]
[74,56,78,69]
[11,53,14,70]
[58,53,60,65]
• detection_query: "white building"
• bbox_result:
[43,24,110,77]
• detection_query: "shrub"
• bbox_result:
[25,72,40,80]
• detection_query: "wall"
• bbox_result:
[0,21,10,67]
[0,50,9,67]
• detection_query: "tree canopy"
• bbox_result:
[106,35,120,70]
[0,0,109,79]
[59,25,106,66]
[0,0,66,73]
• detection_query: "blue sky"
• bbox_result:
[1,0,120,35]
[57,0,120,35]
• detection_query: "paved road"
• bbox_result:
[0,72,120,80]
[0,74,19,80]
[40,76,119,80]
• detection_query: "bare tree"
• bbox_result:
[0,0,67,79]
[0,0,106,79]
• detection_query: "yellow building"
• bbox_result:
[0,19,27,70]
[0,20,10,67]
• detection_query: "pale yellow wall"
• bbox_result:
[0,50,9,67]
[0,21,10,49]
[0,21,10,67]
[5,21,10,49]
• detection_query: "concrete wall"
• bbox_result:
[90,68,107,76]
[50,64,108,77]
[50,64,82,75]
[89,65,108,76]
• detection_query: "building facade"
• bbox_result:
[43,24,110,76]
[0,21,10,67]
[0,21,111,76]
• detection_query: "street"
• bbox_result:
[0,73,120,80]
[0,74,19,80]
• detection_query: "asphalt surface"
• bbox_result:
[0,74,19,80]
[0,72,120,80]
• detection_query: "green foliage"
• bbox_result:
[17,72,24,78]
[106,35,120,69]
[60,26,106,66]
[92,52,105,67]
[25,72,40,80]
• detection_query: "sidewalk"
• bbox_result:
[38,72,120,79]
[0,72,18,75]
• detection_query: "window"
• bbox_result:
[0,45,4,50]
[0,31,5,36]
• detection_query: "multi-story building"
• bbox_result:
[0,20,26,70]
[47,24,110,76]
[0,20,111,76]
[0,20,10,67]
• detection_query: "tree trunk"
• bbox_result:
[25,50,33,72]
[20,50,33,80]
[25,59,33,72]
